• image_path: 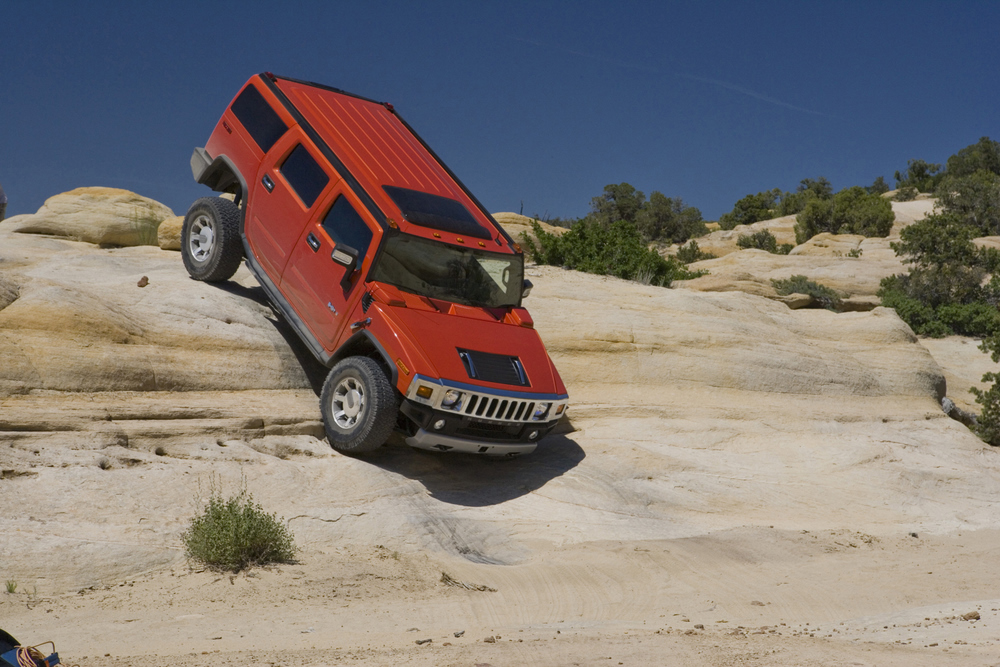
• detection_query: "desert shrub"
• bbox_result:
[737,229,789,253]
[676,239,715,264]
[794,186,895,244]
[946,137,1000,179]
[182,481,296,572]
[521,219,703,287]
[972,331,1000,445]
[934,170,1000,236]
[867,176,890,195]
[719,189,781,229]
[771,275,842,310]
[895,159,944,193]
[586,183,706,244]
[894,186,918,202]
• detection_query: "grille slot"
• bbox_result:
[457,348,529,387]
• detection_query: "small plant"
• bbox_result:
[848,247,863,258]
[771,275,842,311]
[894,185,918,202]
[182,477,296,572]
[5,580,16,594]
[675,240,715,264]
[129,206,161,246]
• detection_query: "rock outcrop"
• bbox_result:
[7,187,174,246]
[673,199,938,307]
[2,189,998,600]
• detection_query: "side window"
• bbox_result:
[321,195,374,259]
[230,85,288,152]
[280,144,329,208]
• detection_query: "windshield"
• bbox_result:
[369,233,523,308]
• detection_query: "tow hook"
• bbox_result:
[351,317,372,331]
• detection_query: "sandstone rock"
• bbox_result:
[10,187,174,246]
[157,214,183,250]
[493,212,566,247]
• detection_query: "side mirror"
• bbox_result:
[521,279,533,299]
[332,244,359,289]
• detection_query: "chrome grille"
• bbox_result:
[461,393,536,423]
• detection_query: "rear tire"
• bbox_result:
[181,197,243,282]
[321,357,398,454]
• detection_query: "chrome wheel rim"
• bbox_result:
[188,214,215,263]
[331,376,366,429]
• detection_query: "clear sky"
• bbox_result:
[2,0,999,221]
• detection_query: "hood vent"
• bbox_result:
[458,348,529,387]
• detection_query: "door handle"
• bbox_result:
[306,233,321,252]
[262,174,275,192]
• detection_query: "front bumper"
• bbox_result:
[399,398,562,456]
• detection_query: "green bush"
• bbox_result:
[719,189,781,229]
[972,332,1000,445]
[946,137,1000,179]
[736,229,793,254]
[867,176,890,195]
[521,219,703,287]
[771,275,842,310]
[182,481,296,572]
[894,159,943,193]
[586,183,706,244]
[676,239,715,264]
[794,186,895,244]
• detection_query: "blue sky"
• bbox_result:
[2,1,999,221]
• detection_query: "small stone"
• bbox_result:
[415,638,432,645]
[454,630,465,637]
[962,611,981,621]
[750,600,765,606]
[137,276,149,287]
[406,627,419,632]
[694,624,704,630]
[483,636,496,643]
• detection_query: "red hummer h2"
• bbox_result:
[184,73,568,456]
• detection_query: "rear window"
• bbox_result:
[230,84,288,152]
[280,144,329,208]
[382,186,492,239]
[321,195,374,259]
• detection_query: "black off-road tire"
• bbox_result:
[181,197,243,282]
[321,356,398,454]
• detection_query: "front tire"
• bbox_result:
[181,197,243,282]
[321,357,397,454]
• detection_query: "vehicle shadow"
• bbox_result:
[212,281,328,395]
[368,433,586,508]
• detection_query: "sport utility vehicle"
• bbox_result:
[184,73,568,455]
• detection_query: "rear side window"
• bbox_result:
[280,144,329,208]
[321,195,374,258]
[230,85,288,152]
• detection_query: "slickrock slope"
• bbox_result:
[2,192,1000,666]
[674,199,938,307]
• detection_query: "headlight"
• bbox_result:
[442,390,463,409]
[532,403,551,421]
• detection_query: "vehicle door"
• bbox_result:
[245,131,331,280]
[281,185,377,350]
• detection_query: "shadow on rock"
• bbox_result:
[211,281,328,395]
[369,433,585,507]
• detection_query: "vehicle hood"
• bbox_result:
[383,305,565,396]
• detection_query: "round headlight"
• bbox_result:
[433,419,446,431]
[442,390,461,408]
[532,403,551,420]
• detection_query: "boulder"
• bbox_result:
[10,187,174,246]
[157,215,183,250]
